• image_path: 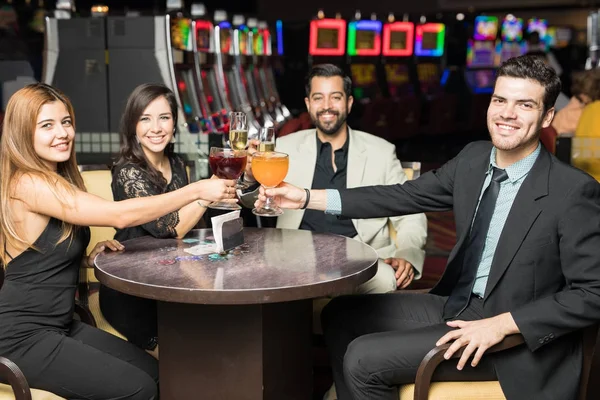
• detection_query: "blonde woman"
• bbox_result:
[0,83,236,399]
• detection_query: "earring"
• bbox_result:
[136,137,140,144]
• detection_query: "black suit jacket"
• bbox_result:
[338,141,600,400]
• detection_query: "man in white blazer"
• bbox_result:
[272,64,428,294]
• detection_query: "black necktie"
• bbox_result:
[443,167,509,320]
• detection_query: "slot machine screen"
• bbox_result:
[465,69,496,94]
[498,41,525,64]
[220,28,232,53]
[390,31,407,50]
[356,29,376,50]
[171,18,192,51]
[196,27,211,51]
[317,28,339,49]
[474,16,498,41]
[417,63,441,95]
[351,64,378,100]
[239,29,249,55]
[466,40,497,68]
[501,17,523,42]
[385,64,412,97]
[421,32,438,51]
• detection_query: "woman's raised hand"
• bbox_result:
[194,178,238,203]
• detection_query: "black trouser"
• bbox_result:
[5,320,158,400]
[99,285,157,350]
[322,293,497,400]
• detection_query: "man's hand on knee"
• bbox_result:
[383,258,415,289]
[435,313,520,370]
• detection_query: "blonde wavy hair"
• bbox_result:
[0,83,86,266]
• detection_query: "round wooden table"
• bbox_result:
[95,228,378,400]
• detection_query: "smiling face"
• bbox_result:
[305,76,353,137]
[135,96,174,158]
[487,76,555,165]
[34,101,75,171]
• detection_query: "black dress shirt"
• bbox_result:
[299,133,358,238]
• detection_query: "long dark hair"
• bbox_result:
[113,83,178,191]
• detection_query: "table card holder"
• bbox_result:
[211,211,244,253]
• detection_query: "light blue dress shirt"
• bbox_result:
[325,144,542,297]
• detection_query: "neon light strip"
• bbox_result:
[347,20,382,56]
[382,21,414,56]
[276,20,284,55]
[415,23,445,57]
[309,18,346,56]
[262,29,271,56]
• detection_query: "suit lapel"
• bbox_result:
[484,148,550,298]
[296,132,318,189]
[447,149,491,265]
[347,128,368,235]
[347,128,367,189]
[280,132,317,228]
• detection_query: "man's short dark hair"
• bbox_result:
[495,55,562,113]
[305,64,352,98]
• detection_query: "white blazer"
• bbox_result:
[274,128,428,278]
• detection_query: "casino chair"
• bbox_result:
[398,323,600,400]
[0,262,96,400]
[360,97,397,141]
[78,165,126,341]
[540,125,558,154]
[77,161,199,340]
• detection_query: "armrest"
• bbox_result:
[0,356,32,400]
[413,334,525,400]
[74,301,97,328]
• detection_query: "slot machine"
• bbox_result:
[463,15,499,133]
[258,20,290,123]
[169,7,206,135]
[347,16,383,105]
[250,20,284,125]
[464,15,499,95]
[239,17,275,128]
[191,3,227,135]
[308,14,347,66]
[360,17,419,141]
[497,15,526,65]
[414,21,455,135]
[214,11,260,136]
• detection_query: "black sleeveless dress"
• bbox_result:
[0,218,159,399]
[0,218,89,364]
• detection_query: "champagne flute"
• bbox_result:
[257,126,276,152]
[251,151,289,217]
[228,111,248,150]
[227,111,251,189]
[208,147,245,210]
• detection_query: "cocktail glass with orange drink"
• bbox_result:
[251,151,289,217]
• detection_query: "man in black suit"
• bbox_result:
[256,55,600,400]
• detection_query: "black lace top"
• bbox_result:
[111,154,188,242]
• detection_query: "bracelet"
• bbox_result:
[197,200,209,208]
[301,188,310,209]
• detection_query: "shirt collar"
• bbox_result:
[488,142,541,183]
[315,129,350,154]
